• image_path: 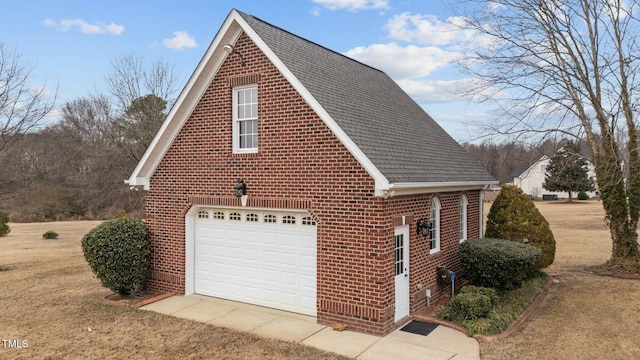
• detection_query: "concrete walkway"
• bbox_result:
[140,294,479,360]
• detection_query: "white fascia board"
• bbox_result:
[382,180,499,197]
[234,14,390,194]
[126,12,243,190]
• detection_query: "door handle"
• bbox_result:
[404,268,408,277]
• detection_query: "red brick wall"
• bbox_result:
[382,191,481,327]
[144,32,484,335]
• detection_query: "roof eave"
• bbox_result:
[377,180,499,198]
[124,177,150,191]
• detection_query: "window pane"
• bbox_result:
[395,234,404,275]
[237,90,245,104]
[238,120,258,149]
[236,88,257,120]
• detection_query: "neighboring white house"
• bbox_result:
[512,154,598,199]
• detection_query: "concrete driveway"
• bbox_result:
[141,294,479,360]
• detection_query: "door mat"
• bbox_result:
[400,320,439,336]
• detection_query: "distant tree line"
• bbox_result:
[0,46,177,222]
[461,139,563,184]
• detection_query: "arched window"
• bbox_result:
[460,195,468,243]
[430,197,441,254]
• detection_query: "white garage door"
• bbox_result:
[194,208,317,316]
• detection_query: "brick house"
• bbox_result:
[126,9,496,335]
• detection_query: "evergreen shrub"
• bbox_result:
[81,217,150,295]
[42,230,59,239]
[0,210,10,237]
[439,286,497,321]
[461,238,541,290]
[486,184,556,268]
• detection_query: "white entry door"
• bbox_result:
[394,225,410,322]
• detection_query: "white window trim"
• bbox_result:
[479,191,485,237]
[460,195,468,243]
[430,197,441,254]
[232,85,258,153]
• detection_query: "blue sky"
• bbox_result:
[1,0,490,141]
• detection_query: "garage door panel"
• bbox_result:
[281,292,297,307]
[262,250,279,265]
[281,252,298,266]
[262,269,278,283]
[194,208,317,316]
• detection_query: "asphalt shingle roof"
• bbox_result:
[239,11,494,184]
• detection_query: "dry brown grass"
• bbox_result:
[0,221,348,360]
[480,200,640,360]
[2,200,640,359]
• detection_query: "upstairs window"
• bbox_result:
[233,86,258,153]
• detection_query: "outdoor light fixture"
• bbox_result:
[222,43,246,66]
[416,218,431,238]
[234,179,247,198]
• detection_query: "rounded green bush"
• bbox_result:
[578,191,589,200]
[81,217,150,295]
[460,285,498,307]
[42,230,59,239]
[0,210,10,237]
[461,238,541,290]
[440,290,494,321]
[486,184,556,268]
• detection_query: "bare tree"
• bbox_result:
[0,53,177,220]
[0,42,56,153]
[104,54,178,112]
[454,0,640,266]
[104,54,177,165]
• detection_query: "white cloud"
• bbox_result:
[44,18,124,35]
[396,78,474,104]
[345,42,460,80]
[386,12,477,47]
[162,31,197,50]
[312,0,389,11]
[26,83,56,98]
